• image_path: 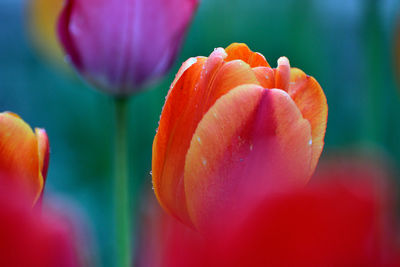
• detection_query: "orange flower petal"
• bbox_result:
[35,128,49,182]
[153,56,207,224]
[197,59,260,114]
[184,86,312,231]
[288,68,328,174]
[152,48,261,224]
[274,56,291,91]
[252,67,275,88]
[0,113,43,204]
[170,56,206,91]
[225,43,270,67]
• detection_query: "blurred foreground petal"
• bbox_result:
[143,158,400,266]
[0,184,80,267]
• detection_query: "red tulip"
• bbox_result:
[0,183,80,267]
[152,43,328,230]
[0,112,49,205]
[57,0,199,95]
[137,194,206,267]
[141,159,400,267]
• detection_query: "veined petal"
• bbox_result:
[225,43,270,67]
[0,113,43,204]
[288,68,328,174]
[184,86,312,231]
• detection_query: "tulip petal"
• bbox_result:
[35,128,49,183]
[170,57,206,90]
[288,68,328,173]
[274,57,291,92]
[252,67,275,88]
[225,43,270,67]
[153,57,207,223]
[184,86,312,231]
[153,49,261,223]
[0,113,43,203]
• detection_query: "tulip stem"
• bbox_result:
[114,97,132,267]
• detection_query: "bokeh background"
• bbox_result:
[1,0,400,265]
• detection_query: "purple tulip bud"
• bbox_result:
[58,0,199,95]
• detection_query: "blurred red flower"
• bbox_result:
[0,184,80,267]
[141,158,400,267]
[57,0,199,95]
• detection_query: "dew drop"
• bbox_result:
[308,139,313,146]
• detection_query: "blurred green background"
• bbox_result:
[1,0,400,265]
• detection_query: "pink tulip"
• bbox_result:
[58,0,199,95]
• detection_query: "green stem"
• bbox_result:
[362,0,385,144]
[114,97,131,267]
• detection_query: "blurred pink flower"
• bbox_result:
[58,0,199,95]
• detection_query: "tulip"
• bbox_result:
[0,183,80,267]
[57,0,199,95]
[0,112,49,205]
[152,43,328,230]
[142,160,400,267]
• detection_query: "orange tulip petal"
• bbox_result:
[198,59,260,114]
[252,67,275,88]
[184,86,313,231]
[225,43,270,67]
[0,113,43,203]
[288,68,328,174]
[274,57,291,92]
[153,49,227,224]
[35,128,49,182]
[153,48,262,223]
[152,56,208,224]
[170,56,206,91]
